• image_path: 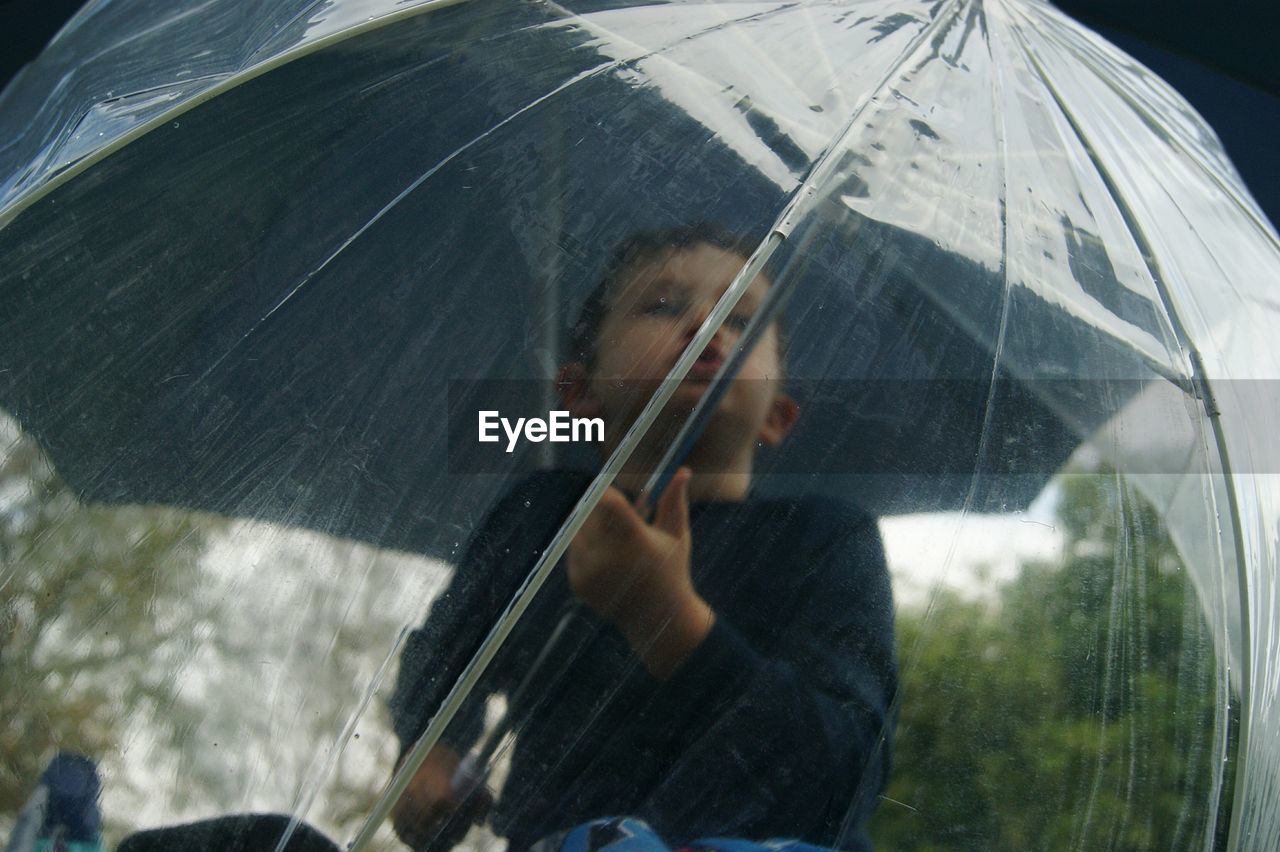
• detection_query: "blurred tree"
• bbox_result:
[0,416,225,836]
[870,473,1229,850]
[177,527,425,833]
[0,410,451,847]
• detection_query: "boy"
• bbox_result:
[389,225,897,851]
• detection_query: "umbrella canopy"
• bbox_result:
[0,0,1183,537]
[1,0,1277,850]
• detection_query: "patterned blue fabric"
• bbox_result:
[530,817,833,852]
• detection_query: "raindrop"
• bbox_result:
[172,121,180,129]
[523,499,532,508]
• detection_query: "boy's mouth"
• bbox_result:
[685,349,724,381]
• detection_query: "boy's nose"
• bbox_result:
[685,302,718,335]
[682,304,729,357]
[683,304,717,340]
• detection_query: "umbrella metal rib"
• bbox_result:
[347,231,783,852]
[445,213,818,810]
[345,4,962,847]
[0,0,475,229]
[1007,11,1251,843]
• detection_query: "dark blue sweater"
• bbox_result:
[390,471,897,850]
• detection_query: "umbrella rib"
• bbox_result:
[1009,16,1253,849]
[839,0,1018,842]
[0,0,476,226]
[207,2,812,382]
[347,2,967,849]
[199,59,621,381]
[1020,5,1280,254]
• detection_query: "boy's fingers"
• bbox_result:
[586,486,643,538]
[654,467,691,538]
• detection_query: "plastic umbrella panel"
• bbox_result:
[1,0,1274,849]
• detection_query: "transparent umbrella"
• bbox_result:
[0,1,1276,850]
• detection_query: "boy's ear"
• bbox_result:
[757,393,800,447]
[557,362,602,419]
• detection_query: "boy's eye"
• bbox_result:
[641,299,686,318]
[635,300,752,332]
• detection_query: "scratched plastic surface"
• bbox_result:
[1,1,1277,850]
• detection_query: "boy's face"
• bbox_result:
[570,243,797,454]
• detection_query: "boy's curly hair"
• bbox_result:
[567,223,772,367]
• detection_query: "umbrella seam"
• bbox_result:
[1007,14,1253,851]
[0,0,475,229]
[844,0,1018,843]
[1019,3,1280,252]
[203,0,817,379]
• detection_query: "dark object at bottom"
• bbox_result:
[117,814,341,852]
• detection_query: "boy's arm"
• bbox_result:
[386,545,500,850]
[389,478,565,757]
[389,605,489,760]
[566,471,895,839]
[389,536,508,760]
[621,503,898,842]
[388,479,560,847]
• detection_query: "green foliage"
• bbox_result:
[870,474,1228,850]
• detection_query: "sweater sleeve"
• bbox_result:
[388,589,492,761]
[638,507,898,845]
[387,482,550,762]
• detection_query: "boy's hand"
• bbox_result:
[567,467,715,678]
[391,745,491,851]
